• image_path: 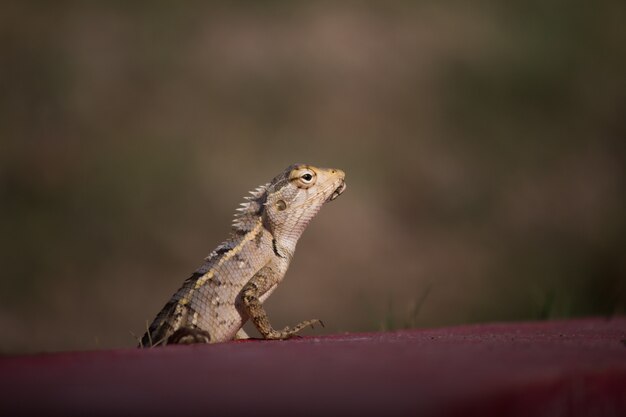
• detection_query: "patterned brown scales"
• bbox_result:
[140,164,346,347]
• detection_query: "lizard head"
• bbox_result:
[264,164,346,243]
[232,164,346,244]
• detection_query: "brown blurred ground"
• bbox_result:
[1,1,625,353]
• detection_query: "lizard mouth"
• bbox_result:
[328,180,346,202]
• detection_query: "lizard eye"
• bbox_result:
[289,167,317,188]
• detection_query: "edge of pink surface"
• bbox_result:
[1,317,625,417]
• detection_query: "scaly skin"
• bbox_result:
[140,164,346,347]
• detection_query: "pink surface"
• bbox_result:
[1,318,625,417]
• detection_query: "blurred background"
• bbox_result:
[1,1,624,353]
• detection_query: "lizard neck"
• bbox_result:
[262,220,303,260]
[274,234,299,260]
[263,202,325,259]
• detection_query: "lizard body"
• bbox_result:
[140,164,346,347]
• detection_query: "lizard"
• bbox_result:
[140,164,346,347]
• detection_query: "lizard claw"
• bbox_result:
[309,319,324,329]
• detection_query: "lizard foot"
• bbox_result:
[264,319,324,340]
[167,327,211,345]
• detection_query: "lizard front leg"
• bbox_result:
[241,267,323,340]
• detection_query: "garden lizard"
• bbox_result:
[140,164,346,347]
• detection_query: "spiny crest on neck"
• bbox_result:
[231,183,269,232]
